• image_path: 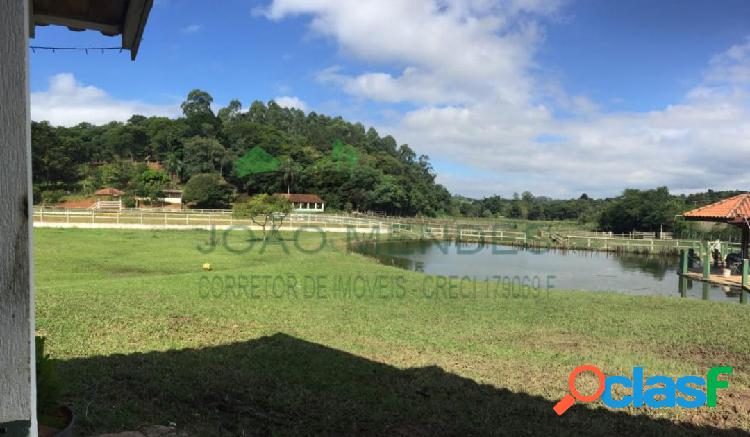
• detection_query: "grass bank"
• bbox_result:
[35,228,750,435]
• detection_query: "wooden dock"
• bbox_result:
[679,271,748,290]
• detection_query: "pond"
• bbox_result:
[353,240,749,303]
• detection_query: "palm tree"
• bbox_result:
[280,156,300,194]
[164,152,183,186]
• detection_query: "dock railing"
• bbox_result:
[553,230,741,254]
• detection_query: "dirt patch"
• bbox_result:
[54,199,95,208]
[683,388,750,431]
[652,343,750,375]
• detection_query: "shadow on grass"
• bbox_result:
[58,333,744,436]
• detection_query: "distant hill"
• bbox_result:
[31,89,452,216]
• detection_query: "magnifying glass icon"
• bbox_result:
[553,365,606,416]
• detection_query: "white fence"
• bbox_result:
[90,200,122,210]
[33,209,380,229]
[31,207,528,243]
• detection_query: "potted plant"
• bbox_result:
[36,336,74,437]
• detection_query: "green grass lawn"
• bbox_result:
[34,228,750,436]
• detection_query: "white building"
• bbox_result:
[278,193,326,213]
[162,189,183,206]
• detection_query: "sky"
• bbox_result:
[29,0,750,199]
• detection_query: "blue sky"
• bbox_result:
[29,0,750,198]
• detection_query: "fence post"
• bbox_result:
[679,275,687,298]
[703,242,711,279]
[680,250,688,275]
[742,259,748,304]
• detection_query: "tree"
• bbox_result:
[280,156,301,194]
[164,152,184,183]
[134,168,169,202]
[182,136,228,180]
[31,121,77,186]
[369,175,408,215]
[96,161,140,190]
[183,173,234,209]
[181,89,213,118]
[29,89,459,217]
[598,187,681,233]
[217,99,242,123]
[233,194,293,240]
[181,89,217,136]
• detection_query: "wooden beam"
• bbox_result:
[121,0,153,60]
[122,0,145,49]
[27,0,34,38]
[0,0,36,432]
[33,13,120,36]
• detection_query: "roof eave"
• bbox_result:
[682,216,732,223]
[30,0,153,61]
[121,0,153,61]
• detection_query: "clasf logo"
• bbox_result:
[554,364,732,415]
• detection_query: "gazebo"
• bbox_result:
[682,193,750,259]
[277,193,326,213]
[94,187,125,198]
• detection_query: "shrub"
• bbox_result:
[233,194,292,240]
[183,173,234,209]
[40,190,66,205]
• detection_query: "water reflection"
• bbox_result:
[353,240,749,303]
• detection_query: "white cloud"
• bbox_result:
[265,0,750,197]
[706,36,750,85]
[273,95,308,111]
[266,0,547,107]
[181,24,204,34]
[31,73,179,127]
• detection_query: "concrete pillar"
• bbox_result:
[0,0,36,434]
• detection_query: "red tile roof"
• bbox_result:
[94,187,125,197]
[683,193,750,221]
[277,193,324,203]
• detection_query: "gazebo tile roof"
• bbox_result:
[278,193,324,203]
[683,193,750,221]
[94,187,125,196]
